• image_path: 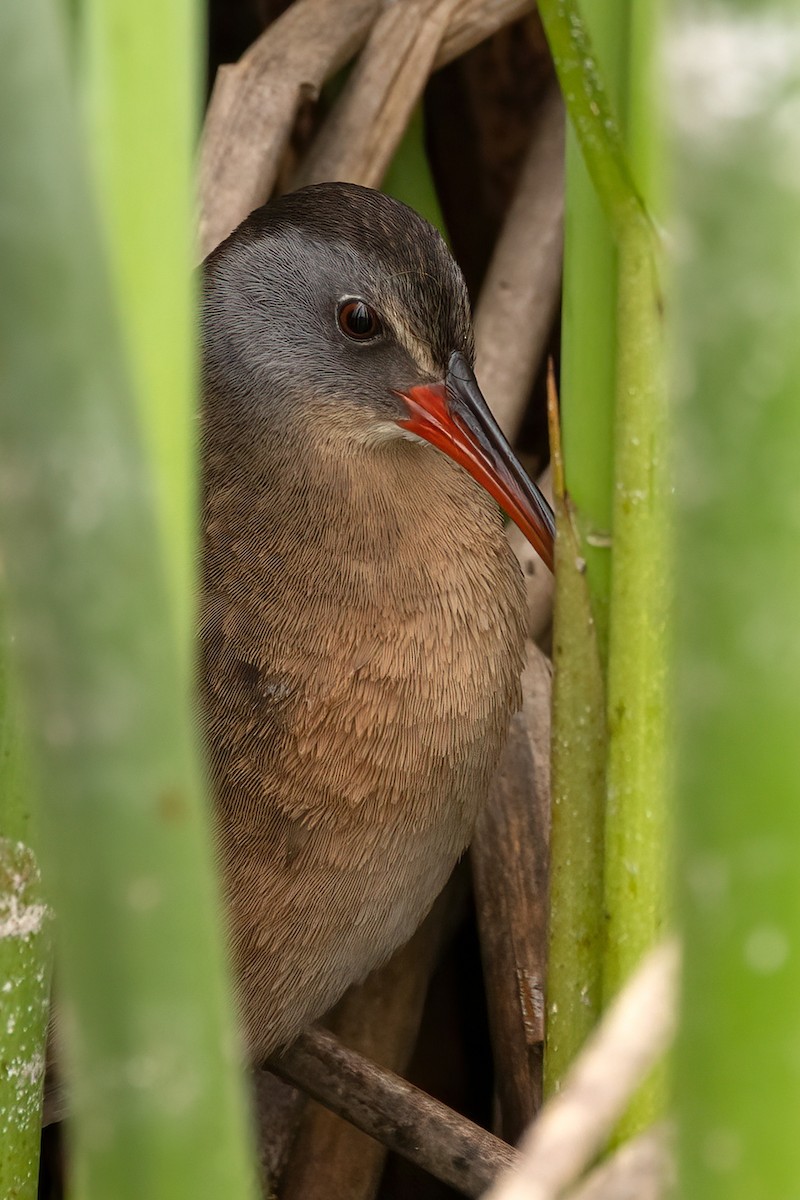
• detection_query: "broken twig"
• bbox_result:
[268,1025,519,1197]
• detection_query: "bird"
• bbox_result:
[200,181,555,1063]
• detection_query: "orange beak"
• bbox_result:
[396,352,555,572]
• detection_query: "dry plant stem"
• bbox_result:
[199,0,536,255]
[279,873,467,1200]
[293,0,463,190]
[471,88,564,635]
[473,85,565,443]
[250,1072,305,1194]
[484,940,679,1200]
[269,1026,519,1197]
[471,644,552,1143]
[434,0,532,65]
[563,1125,673,1200]
[198,0,382,255]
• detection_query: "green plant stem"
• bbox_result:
[626,2,664,215]
[545,0,627,1094]
[559,138,615,656]
[540,0,669,1122]
[546,491,608,1094]
[672,5,800,1194]
[558,0,628,659]
[0,619,53,1200]
[602,229,669,1130]
[0,3,257,1197]
[537,0,645,239]
[601,2,670,1136]
[77,0,199,668]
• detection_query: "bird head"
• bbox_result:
[202,182,554,571]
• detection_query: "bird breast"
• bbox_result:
[201,417,527,1056]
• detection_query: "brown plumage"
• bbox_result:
[200,183,553,1060]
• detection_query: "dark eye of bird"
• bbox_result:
[337,299,382,342]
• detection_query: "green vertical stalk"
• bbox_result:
[77,0,199,665]
[559,1,628,661]
[602,227,668,1130]
[545,0,628,1094]
[626,3,664,215]
[672,4,800,1194]
[0,3,257,1198]
[0,622,53,1200]
[546,393,608,1094]
[541,0,669,1118]
[601,0,669,1134]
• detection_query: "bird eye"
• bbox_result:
[337,299,382,342]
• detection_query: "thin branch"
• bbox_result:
[434,0,533,67]
[267,1026,519,1197]
[199,0,539,255]
[293,0,462,189]
[470,87,563,637]
[473,85,564,443]
[198,0,382,256]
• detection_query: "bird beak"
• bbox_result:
[396,351,555,572]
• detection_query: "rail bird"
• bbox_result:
[200,182,554,1060]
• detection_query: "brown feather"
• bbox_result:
[200,393,525,1059]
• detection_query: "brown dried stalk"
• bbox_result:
[473,85,564,443]
[268,1025,519,1197]
[470,88,563,638]
[199,0,538,255]
[292,0,463,189]
[471,643,552,1143]
[199,0,382,256]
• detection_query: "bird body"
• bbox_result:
[200,184,553,1060]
